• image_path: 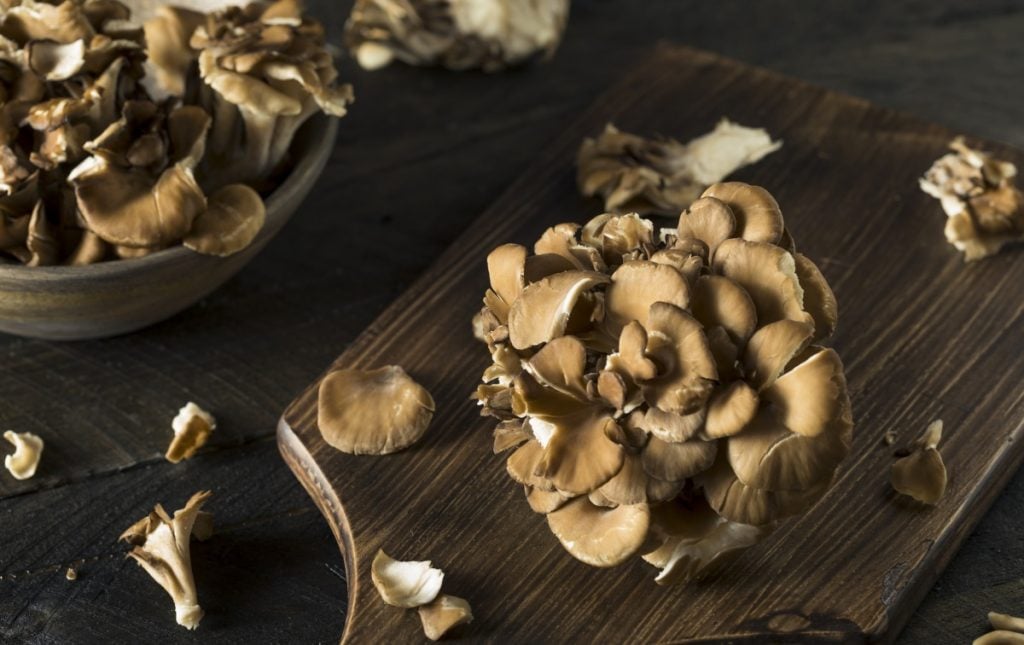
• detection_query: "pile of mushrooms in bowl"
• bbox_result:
[0,0,351,339]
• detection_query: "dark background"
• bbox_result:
[2,1,1023,643]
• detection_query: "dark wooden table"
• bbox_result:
[2,2,1022,643]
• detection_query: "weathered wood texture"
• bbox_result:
[2,1,1023,643]
[279,46,1024,643]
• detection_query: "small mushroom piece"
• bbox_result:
[577,121,781,216]
[974,632,1024,645]
[989,612,1024,633]
[3,430,43,480]
[641,303,718,416]
[317,365,435,455]
[418,594,473,641]
[25,39,87,81]
[120,491,211,630]
[891,420,947,505]
[604,261,690,336]
[142,6,205,98]
[507,270,609,349]
[713,238,812,328]
[165,402,216,464]
[371,549,444,608]
[546,496,650,567]
[702,182,785,245]
[183,184,265,257]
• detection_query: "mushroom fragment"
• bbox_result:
[371,549,444,608]
[318,365,435,455]
[473,184,852,580]
[165,402,216,464]
[578,120,782,216]
[418,594,474,641]
[920,137,1024,261]
[345,0,570,72]
[891,420,947,505]
[120,491,211,630]
[989,612,1024,633]
[3,430,43,480]
[974,632,1024,645]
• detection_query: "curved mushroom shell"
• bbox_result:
[546,496,650,567]
[507,270,609,350]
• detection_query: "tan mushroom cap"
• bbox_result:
[691,274,757,344]
[891,420,947,505]
[522,335,589,401]
[700,453,834,525]
[26,38,86,81]
[546,496,650,567]
[534,222,582,266]
[484,243,527,321]
[165,402,216,464]
[763,347,851,439]
[703,381,759,439]
[605,260,689,336]
[317,365,435,455]
[581,212,654,265]
[418,594,473,641]
[713,238,812,328]
[538,413,626,495]
[702,182,784,244]
[143,6,206,97]
[507,270,608,349]
[642,302,718,415]
[525,485,574,514]
[641,435,716,482]
[492,421,530,453]
[3,430,43,480]
[597,451,683,506]
[676,196,735,257]
[974,631,1024,645]
[506,439,553,491]
[794,253,839,342]
[743,319,815,391]
[635,406,706,443]
[370,549,444,609]
[183,184,266,257]
[988,612,1024,633]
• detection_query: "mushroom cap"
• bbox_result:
[703,380,759,439]
[701,182,784,244]
[165,402,216,464]
[988,612,1024,633]
[713,237,812,328]
[793,253,838,341]
[676,196,735,257]
[763,347,852,439]
[641,435,717,482]
[370,549,444,609]
[525,485,574,514]
[25,38,86,81]
[484,242,527,320]
[604,260,690,336]
[743,319,815,391]
[642,302,718,415]
[700,453,834,525]
[183,183,266,257]
[891,449,946,504]
[507,270,608,349]
[317,365,435,455]
[634,406,706,443]
[418,594,473,641]
[597,451,684,506]
[546,496,650,567]
[691,274,757,345]
[538,412,626,495]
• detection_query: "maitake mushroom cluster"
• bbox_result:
[920,137,1024,261]
[0,0,350,266]
[344,0,570,72]
[473,182,853,582]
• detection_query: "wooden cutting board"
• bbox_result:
[277,45,1024,643]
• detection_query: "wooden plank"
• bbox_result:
[279,45,1024,643]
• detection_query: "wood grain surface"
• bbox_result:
[279,45,1024,643]
[3,2,1024,643]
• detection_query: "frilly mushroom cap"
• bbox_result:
[3,429,43,480]
[891,420,947,505]
[370,549,444,609]
[183,183,266,257]
[317,365,435,455]
[344,0,570,72]
[418,594,473,641]
[546,496,650,567]
[474,182,851,578]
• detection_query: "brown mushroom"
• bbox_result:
[371,549,443,608]
[989,612,1024,633]
[3,430,43,480]
[642,303,717,415]
[165,402,215,464]
[183,183,265,257]
[713,238,812,328]
[419,594,473,641]
[702,182,784,244]
[604,260,690,336]
[507,270,609,349]
[317,365,435,455]
[891,420,947,505]
[546,496,650,567]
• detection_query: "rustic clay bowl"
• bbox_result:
[0,114,338,341]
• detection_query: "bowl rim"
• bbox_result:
[0,113,338,280]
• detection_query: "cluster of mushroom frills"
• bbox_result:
[473,182,853,583]
[0,0,351,266]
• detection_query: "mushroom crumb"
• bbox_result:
[891,420,947,505]
[920,137,1024,261]
[419,594,473,641]
[3,430,44,480]
[119,491,211,630]
[345,0,570,72]
[577,120,782,217]
[317,365,435,455]
[165,402,216,463]
[371,549,444,609]
[473,182,852,581]
[65,567,77,581]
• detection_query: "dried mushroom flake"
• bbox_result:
[371,549,444,608]
[578,120,782,217]
[890,420,947,505]
[346,0,570,72]
[318,365,435,455]
[165,402,216,463]
[474,182,851,582]
[419,594,473,641]
[920,137,1024,261]
[120,491,211,630]
[3,430,43,480]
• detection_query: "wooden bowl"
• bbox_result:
[0,114,338,341]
